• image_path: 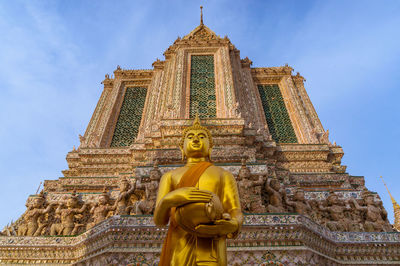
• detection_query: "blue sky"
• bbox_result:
[0,0,399,229]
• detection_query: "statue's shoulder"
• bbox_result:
[208,164,224,171]
[209,165,234,177]
[161,165,189,178]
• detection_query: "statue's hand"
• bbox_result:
[164,187,212,208]
[195,219,238,237]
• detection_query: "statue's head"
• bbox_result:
[119,177,130,192]
[180,115,213,161]
[28,193,45,209]
[270,179,280,190]
[32,198,44,208]
[67,191,79,208]
[327,192,338,205]
[238,158,251,180]
[149,161,162,182]
[362,190,374,204]
[99,188,109,205]
[294,189,305,201]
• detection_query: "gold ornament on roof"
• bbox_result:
[380,176,400,232]
[200,6,204,26]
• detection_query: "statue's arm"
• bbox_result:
[41,202,56,214]
[154,172,173,226]
[127,179,137,196]
[195,171,243,238]
[154,171,212,227]
[306,200,312,210]
[135,178,144,190]
[104,204,114,212]
[55,204,63,214]
[222,171,243,236]
[285,196,294,207]
[111,197,119,210]
[318,201,328,211]
[350,198,365,211]
[264,181,273,194]
[89,204,96,214]
[77,203,88,214]
[281,188,287,200]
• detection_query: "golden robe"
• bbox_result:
[157,162,241,266]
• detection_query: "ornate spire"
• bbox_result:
[380,176,400,231]
[200,6,204,26]
[181,6,221,41]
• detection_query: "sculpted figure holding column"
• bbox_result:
[154,116,243,266]
[50,191,88,236]
[86,188,114,230]
[17,193,55,236]
[113,177,137,215]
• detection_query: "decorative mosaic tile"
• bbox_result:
[304,191,361,200]
[190,55,216,118]
[258,84,298,143]
[135,164,268,178]
[2,214,399,246]
[111,87,147,147]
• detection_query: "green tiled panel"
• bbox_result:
[258,84,298,143]
[190,55,216,118]
[110,87,147,147]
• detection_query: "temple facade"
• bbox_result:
[1,17,399,265]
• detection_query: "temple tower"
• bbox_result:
[1,10,399,265]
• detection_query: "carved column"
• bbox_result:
[292,73,325,138]
[82,78,113,148]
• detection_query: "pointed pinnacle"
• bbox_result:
[380,176,397,205]
[200,6,204,25]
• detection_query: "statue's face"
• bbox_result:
[150,171,160,181]
[238,171,246,180]
[183,129,210,158]
[271,180,280,190]
[328,195,338,204]
[295,191,305,201]
[365,196,374,205]
[99,195,107,205]
[67,198,78,208]
[32,198,42,208]
[120,182,128,192]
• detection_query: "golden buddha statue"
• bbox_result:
[154,116,243,266]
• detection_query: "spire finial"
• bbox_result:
[380,176,400,232]
[200,6,204,25]
[380,176,397,204]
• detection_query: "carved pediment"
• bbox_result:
[183,25,221,41]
